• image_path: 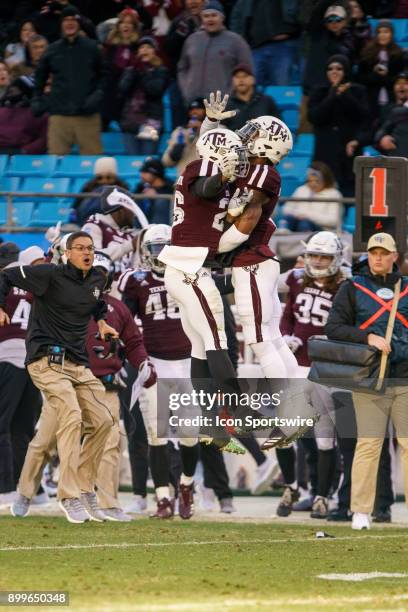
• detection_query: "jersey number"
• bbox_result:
[145,293,180,320]
[295,294,331,327]
[211,196,228,232]
[369,168,388,216]
[10,299,31,330]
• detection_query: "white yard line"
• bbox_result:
[1,533,408,552]
[65,594,408,611]
[318,572,408,582]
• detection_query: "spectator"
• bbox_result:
[279,162,343,232]
[11,35,48,79]
[223,63,281,131]
[102,8,141,128]
[230,0,301,87]
[165,0,204,127]
[0,76,48,154]
[326,232,408,531]
[349,71,408,157]
[32,4,107,155]
[70,157,130,227]
[162,98,205,174]
[348,0,371,58]
[4,20,36,67]
[93,2,153,43]
[177,0,253,105]
[0,62,11,101]
[308,54,369,195]
[303,2,354,96]
[118,36,169,155]
[141,0,183,65]
[135,157,174,225]
[356,20,405,121]
[34,0,96,42]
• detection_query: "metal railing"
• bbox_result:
[0,191,356,233]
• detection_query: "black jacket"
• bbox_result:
[0,262,107,366]
[224,91,281,131]
[375,103,408,157]
[32,34,107,117]
[326,260,408,378]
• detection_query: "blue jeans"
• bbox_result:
[123,133,158,156]
[252,39,300,87]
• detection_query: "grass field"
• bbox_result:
[2,518,408,611]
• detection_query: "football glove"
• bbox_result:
[283,334,303,353]
[218,150,240,180]
[227,187,254,217]
[203,90,237,122]
[137,359,157,389]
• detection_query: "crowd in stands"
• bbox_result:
[0,0,408,227]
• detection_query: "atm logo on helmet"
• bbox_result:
[268,120,289,142]
[202,132,227,147]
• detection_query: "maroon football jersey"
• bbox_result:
[87,294,148,378]
[171,159,233,259]
[232,164,280,266]
[83,214,134,276]
[280,269,341,366]
[118,268,191,360]
[0,287,31,342]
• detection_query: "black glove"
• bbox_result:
[169,143,185,162]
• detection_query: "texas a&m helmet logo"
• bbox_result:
[202,132,227,147]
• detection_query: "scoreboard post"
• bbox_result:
[353,156,408,253]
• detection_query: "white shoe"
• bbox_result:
[126,495,147,514]
[352,512,370,530]
[251,455,279,495]
[0,491,16,508]
[197,483,217,512]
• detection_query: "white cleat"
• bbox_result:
[126,495,148,514]
[251,455,279,495]
[352,512,371,530]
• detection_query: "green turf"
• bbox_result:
[1,518,408,611]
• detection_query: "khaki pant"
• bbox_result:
[48,114,103,155]
[351,386,408,513]
[27,357,111,500]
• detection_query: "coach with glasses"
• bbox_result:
[0,231,118,524]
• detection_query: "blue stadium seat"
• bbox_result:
[29,202,71,226]
[53,156,100,177]
[20,177,71,202]
[158,133,170,156]
[363,146,382,157]
[282,108,300,132]
[102,132,126,155]
[0,177,21,200]
[116,155,145,179]
[0,155,8,176]
[293,133,315,157]
[163,91,173,134]
[343,206,356,233]
[264,86,302,109]
[70,177,88,195]
[280,177,303,198]
[12,202,35,226]
[0,202,5,224]
[165,167,178,184]
[280,157,309,180]
[6,155,58,177]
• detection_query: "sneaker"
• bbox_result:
[352,512,370,530]
[59,498,90,524]
[197,484,217,512]
[276,486,299,517]
[220,439,246,455]
[262,417,319,451]
[11,493,31,517]
[32,491,50,506]
[178,484,194,520]
[311,496,329,519]
[327,507,352,522]
[126,495,148,514]
[372,508,391,523]
[80,492,106,522]
[251,455,280,495]
[103,508,133,522]
[0,491,16,508]
[219,498,236,513]
[293,496,314,512]
[150,498,174,519]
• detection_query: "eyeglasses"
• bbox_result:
[69,245,95,253]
